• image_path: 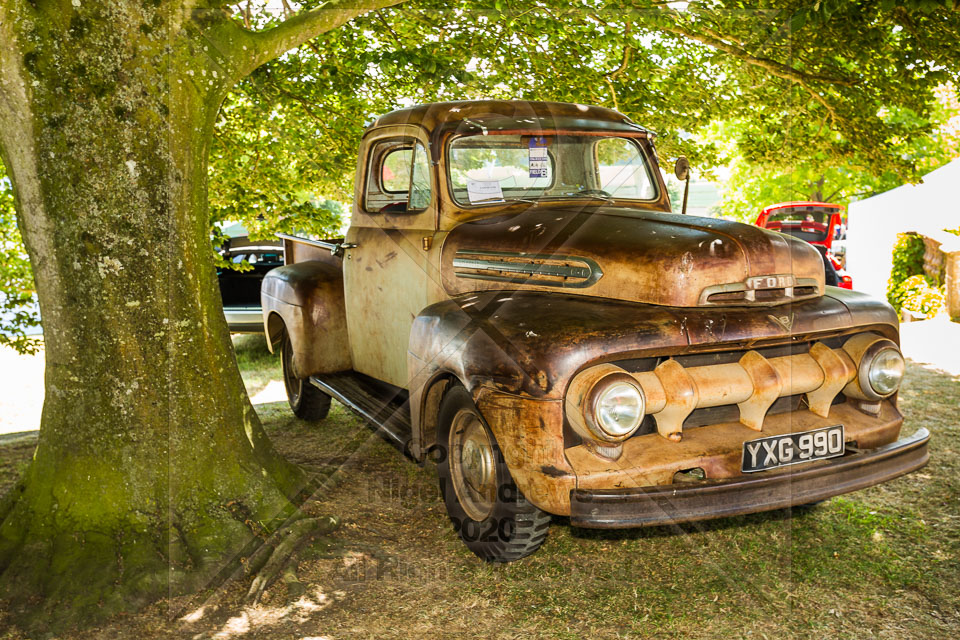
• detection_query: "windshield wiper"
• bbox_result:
[541,194,614,204]
[568,189,614,202]
[541,190,615,203]
[571,195,613,202]
[500,197,541,205]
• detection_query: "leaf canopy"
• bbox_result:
[4,0,960,350]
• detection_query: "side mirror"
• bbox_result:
[674,157,691,215]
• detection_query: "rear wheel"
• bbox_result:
[436,385,550,562]
[281,330,331,421]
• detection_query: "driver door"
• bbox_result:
[343,132,436,388]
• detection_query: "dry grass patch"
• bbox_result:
[1,337,957,639]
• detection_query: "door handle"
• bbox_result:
[333,242,358,258]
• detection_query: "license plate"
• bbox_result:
[742,425,845,473]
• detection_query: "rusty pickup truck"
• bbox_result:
[261,100,929,562]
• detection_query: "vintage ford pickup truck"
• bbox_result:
[261,100,929,562]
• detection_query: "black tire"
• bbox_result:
[280,330,331,421]
[435,385,551,562]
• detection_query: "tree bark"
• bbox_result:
[0,0,396,628]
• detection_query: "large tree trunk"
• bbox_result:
[0,1,328,628]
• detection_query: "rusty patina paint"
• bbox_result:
[567,401,903,493]
[261,261,351,378]
[407,289,898,403]
[439,206,824,307]
[404,288,901,511]
[264,99,918,524]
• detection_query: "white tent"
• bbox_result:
[847,158,960,300]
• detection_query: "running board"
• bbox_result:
[309,372,413,458]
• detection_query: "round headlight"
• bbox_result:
[867,347,905,397]
[592,380,645,439]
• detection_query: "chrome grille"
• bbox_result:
[699,276,821,306]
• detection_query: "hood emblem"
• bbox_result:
[767,313,796,332]
[699,274,820,306]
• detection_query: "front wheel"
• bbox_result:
[436,385,551,562]
[281,330,331,421]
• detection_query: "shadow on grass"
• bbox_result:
[2,358,950,638]
[232,333,280,398]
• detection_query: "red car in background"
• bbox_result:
[756,201,853,289]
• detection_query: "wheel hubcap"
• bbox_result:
[282,340,302,406]
[461,435,493,494]
[450,411,496,521]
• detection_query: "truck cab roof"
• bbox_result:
[368,100,652,137]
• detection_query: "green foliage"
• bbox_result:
[0,169,40,355]
[4,0,960,350]
[214,0,960,236]
[712,83,960,220]
[886,232,929,313]
[894,274,946,317]
[665,178,684,214]
[208,61,358,239]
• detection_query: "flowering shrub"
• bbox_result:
[886,233,928,315]
[893,274,945,318]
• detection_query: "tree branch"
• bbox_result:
[655,8,854,88]
[373,9,403,46]
[824,185,846,202]
[604,76,619,111]
[240,0,407,77]
[605,20,632,81]
[654,8,850,127]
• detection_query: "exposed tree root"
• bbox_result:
[244,515,340,604]
[281,566,306,598]
[0,479,24,530]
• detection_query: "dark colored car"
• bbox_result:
[217,235,284,332]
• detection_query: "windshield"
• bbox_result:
[764,210,833,243]
[447,134,658,206]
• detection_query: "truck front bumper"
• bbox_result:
[569,427,929,528]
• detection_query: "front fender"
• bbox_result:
[406,290,899,511]
[408,290,898,403]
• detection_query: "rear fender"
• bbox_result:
[261,261,351,378]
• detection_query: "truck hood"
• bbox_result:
[439,206,825,308]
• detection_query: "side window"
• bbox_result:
[409,143,431,211]
[596,138,657,200]
[366,138,432,213]
[382,148,412,193]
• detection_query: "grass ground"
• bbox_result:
[2,334,958,639]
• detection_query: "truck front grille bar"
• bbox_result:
[568,337,867,443]
[637,341,856,440]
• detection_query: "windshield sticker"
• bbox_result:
[466,179,504,204]
[529,136,548,178]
